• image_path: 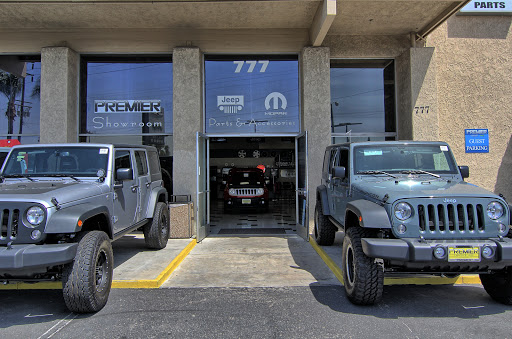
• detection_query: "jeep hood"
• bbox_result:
[0,180,105,204]
[353,178,500,203]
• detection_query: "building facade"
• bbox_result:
[2,0,510,240]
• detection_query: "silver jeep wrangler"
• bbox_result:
[315,141,512,305]
[0,143,169,313]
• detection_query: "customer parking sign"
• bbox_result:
[465,129,489,153]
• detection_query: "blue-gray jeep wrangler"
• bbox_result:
[315,141,512,305]
[0,143,169,313]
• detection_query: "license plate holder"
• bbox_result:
[448,247,480,262]
[242,199,251,204]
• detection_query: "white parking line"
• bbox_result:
[37,312,78,339]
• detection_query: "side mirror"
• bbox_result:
[116,168,133,181]
[459,166,469,179]
[332,166,346,180]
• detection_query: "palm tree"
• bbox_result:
[0,71,22,138]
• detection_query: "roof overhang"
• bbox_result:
[0,0,470,52]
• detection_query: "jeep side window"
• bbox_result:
[115,150,133,180]
[328,149,338,174]
[338,149,349,182]
[134,151,148,176]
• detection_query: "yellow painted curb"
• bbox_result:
[309,235,345,285]
[0,239,197,290]
[112,238,197,288]
[309,235,481,286]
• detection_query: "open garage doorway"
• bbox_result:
[196,134,308,240]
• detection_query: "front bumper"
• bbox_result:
[224,197,267,208]
[0,243,78,272]
[361,237,512,269]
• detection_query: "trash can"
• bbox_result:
[168,195,194,239]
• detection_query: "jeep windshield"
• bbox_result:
[354,144,459,175]
[1,146,109,178]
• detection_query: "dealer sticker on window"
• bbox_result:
[448,247,480,262]
[99,148,109,154]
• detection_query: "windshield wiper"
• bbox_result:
[399,170,440,178]
[38,174,80,181]
[356,170,397,178]
[3,174,35,181]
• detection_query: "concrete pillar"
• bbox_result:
[396,47,439,141]
[172,47,203,209]
[301,47,331,235]
[40,47,79,143]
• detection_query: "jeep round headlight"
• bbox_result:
[487,201,504,220]
[394,202,413,220]
[26,206,45,226]
[228,188,236,196]
[256,188,264,196]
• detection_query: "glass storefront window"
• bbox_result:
[0,57,41,144]
[79,56,173,156]
[205,56,300,135]
[330,59,396,141]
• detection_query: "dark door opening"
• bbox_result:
[208,137,297,235]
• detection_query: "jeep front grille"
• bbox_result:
[418,203,485,234]
[0,209,20,240]
[231,189,260,197]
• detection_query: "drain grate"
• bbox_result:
[218,228,287,234]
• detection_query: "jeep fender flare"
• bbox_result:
[45,204,112,238]
[316,185,331,216]
[345,200,391,229]
[144,187,168,219]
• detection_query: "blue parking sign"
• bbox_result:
[465,129,489,153]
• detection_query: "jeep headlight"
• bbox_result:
[394,202,413,221]
[256,188,264,196]
[487,201,504,220]
[26,206,45,227]
[228,188,236,196]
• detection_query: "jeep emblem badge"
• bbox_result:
[443,198,456,203]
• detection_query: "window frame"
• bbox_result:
[330,58,397,144]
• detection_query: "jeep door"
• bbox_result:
[134,150,150,222]
[332,148,350,224]
[113,149,138,233]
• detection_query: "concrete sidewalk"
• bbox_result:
[161,235,340,288]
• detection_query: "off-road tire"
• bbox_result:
[144,202,170,249]
[342,227,384,305]
[62,231,114,313]
[314,200,336,246]
[480,268,512,305]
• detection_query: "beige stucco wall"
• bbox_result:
[427,15,512,200]
[396,47,439,141]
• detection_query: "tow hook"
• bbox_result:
[374,258,384,271]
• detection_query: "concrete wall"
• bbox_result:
[172,47,203,225]
[301,47,331,234]
[427,15,512,199]
[39,47,79,143]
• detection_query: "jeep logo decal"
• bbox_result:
[444,198,457,203]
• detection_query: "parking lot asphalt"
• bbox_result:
[1,231,481,290]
